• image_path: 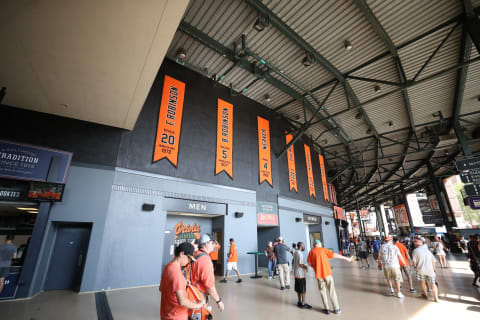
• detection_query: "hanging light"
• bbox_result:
[355,112,362,119]
[374,84,381,93]
[344,40,353,51]
[175,48,186,64]
[264,94,272,102]
[302,53,315,67]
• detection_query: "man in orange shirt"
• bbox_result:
[220,238,242,283]
[190,234,225,312]
[307,240,352,315]
[160,242,204,320]
[393,236,416,293]
[209,240,221,273]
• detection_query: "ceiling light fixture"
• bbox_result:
[355,113,362,120]
[175,48,186,64]
[388,121,393,127]
[323,139,328,145]
[374,85,381,93]
[16,207,38,211]
[302,53,315,67]
[254,13,269,32]
[366,128,372,134]
[344,40,353,51]
[264,94,272,102]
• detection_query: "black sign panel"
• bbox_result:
[456,156,480,171]
[303,214,321,224]
[28,182,65,202]
[163,197,226,215]
[0,179,28,201]
[460,169,480,184]
[422,210,444,226]
[464,184,480,196]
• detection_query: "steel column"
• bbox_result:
[373,197,385,238]
[426,162,453,232]
[400,184,415,232]
[355,197,365,236]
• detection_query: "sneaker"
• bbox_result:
[272,276,276,279]
[396,292,405,299]
[286,285,291,289]
[389,290,395,296]
[268,276,272,279]
[304,303,312,309]
[419,293,428,299]
[220,279,227,283]
[321,309,330,315]
[236,279,242,283]
[410,288,417,293]
[297,302,304,308]
[280,286,286,290]
[333,309,341,314]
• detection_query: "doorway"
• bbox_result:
[45,223,92,291]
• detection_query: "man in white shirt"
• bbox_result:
[378,236,406,298]
[293,242,311,309]
[412,236,438,302]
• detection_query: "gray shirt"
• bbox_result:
[274,243,291,264]
[293,250,306,278]
[412,245,436,277]
[0,243,17,267]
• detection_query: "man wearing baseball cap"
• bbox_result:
[378,236,406,298]
[190,234,225,312]
[412,235,439,302]
[160,242,204,320]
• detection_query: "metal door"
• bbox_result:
[45,224,91,291]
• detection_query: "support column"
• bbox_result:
[427,162,453,232]
[400,184,415,232]
[373,197,385,238]
[355,196,364,236]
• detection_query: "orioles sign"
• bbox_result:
[174,222,201,245]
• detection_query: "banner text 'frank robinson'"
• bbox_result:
[215,99,233,178]
[153,75,186,167]
[257,116,273,186]
[318,154,329,201]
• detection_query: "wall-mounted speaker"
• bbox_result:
[235,212,244,218]
[295,217,302,222]
[325,221,330,225]
[142,203,155,211]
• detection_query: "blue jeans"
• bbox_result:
[268,260,277,277]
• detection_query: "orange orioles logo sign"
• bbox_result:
[153,75,186,167]
[174,222,201,245]
[257,116,273,186]
[215,99,233,178]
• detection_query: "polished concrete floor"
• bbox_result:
[1,254,479,319]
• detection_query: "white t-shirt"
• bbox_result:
[379,243,401,269]
[412,245,436,276]
[293,250,306,278]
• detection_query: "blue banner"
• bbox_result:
[0,140,72,183]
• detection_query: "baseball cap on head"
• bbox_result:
[278,236,284,241]
[200,233,212,244]
[176,242,196,260]
[384,236,392,241]
[314,239,321,244]
[414,235,426,243]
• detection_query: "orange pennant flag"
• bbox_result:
[304,145,316,198]
[319,154,329,201]
[286,133,297,192]
[153,75,186,167]
[215,99,233,178]
[257,116,273,186]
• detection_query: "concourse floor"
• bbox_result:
[1,254,479,319]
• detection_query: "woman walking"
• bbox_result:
[265,241,277,279]
[432,236,447,268]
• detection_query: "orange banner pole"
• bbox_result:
[286,133,298,192]
[215,99,233,178]
[153,75,186,167]
[319,154,329,201]
[257,116,273,186]
[304,145,316,198]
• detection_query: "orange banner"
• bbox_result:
[319,154,329,201]
[304,145,316,198]
[215,99,233,178]
[153,75,186,167]
[286,134,297,192]
[257,116,273,186]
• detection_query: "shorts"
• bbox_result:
[416,272,435,283]
[373,252,379,260]
[0,267,10,278]
[227,262,238,270]
[359,251,369,259]
[294,278,306,294]
[383,268,403,282]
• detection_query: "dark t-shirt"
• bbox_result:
[274,243,291,264]
[0,243,17,267]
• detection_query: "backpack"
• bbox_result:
[185,252,213,320]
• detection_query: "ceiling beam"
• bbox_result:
[463,0,480,55]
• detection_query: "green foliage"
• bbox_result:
[454,182,480,227]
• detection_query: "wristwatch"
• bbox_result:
[216,298,222,304]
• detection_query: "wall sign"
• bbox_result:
[304,145,316,198]
[318,154,329,202]
[163,197,226,215]
[393,204,410,227]
[257,116,273,186]
[303,214,321,224]
[257,214,278,225]
[421,210,444,226]
[359,209,369,220]
[215,99,233,178]
[257,201,278,226]
[334,206,345,220]
[153,75,186,167]
[469,196,480,210]
[28,182,64,202]
[285,134,297,192]
[0,180,28,201]
[0,140,72,183]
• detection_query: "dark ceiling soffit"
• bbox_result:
[463,0,480,55]
[243,0,381,141]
